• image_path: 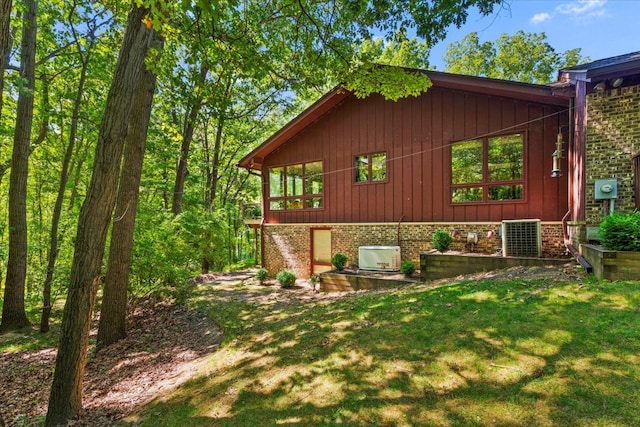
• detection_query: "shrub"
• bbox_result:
[432,230,453,253]
[331,253,348,271]
[599,211,640,251]
[276,270,297,288]
[400,261,416,277]
[255,268,268,285]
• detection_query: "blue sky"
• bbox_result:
[428,0,640,70]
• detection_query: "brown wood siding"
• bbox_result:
[264,87,569,224]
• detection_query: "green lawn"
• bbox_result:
[128,276,640,426]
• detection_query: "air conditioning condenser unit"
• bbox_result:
[359,246,401,271]
[501,219,541,257]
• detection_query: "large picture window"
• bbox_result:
[451,133,524,203]
[355,152,387,183]
[269,161,323,210]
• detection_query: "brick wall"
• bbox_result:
[585,84,640,226]
[263,222,568,278]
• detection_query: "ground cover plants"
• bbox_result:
[129,267,640,426]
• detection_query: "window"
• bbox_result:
[451,133,524,203]
[269,161,323,210]
[355,152,387,183]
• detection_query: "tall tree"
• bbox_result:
[0,0,12,120]
[171,63,208,215]
[97,30,163,349]
[45,3,152,424]
[40,4,112,332]
[0,0,37,333]
[443,30,587,84]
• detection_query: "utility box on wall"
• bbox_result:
[594,179,618,200]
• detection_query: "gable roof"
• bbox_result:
[238,70,571,170]
[558,51,640,83]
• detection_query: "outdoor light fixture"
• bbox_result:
[593,81,607,91]
[611,77,624,88]
[551,133,563,177]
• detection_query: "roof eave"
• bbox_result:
[238,86,352,170]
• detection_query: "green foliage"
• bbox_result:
[255,268,268,284]
[331,253,348,271]
[400,261,416,277]
[443,31,589,84]
[345,63,432,101]
[276,270,297,288]
[432,230,453,253]
[599,211,640,251]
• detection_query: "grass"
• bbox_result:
[127,276,640,426]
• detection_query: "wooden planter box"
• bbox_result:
[420,252,569,281]
[580,244,640,281]
[319,271,414,292]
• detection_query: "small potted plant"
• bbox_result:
[400,261,416,278]
[331,253,348,271]
[309,274,319,292]
[255,268,268,285]
[432,230,453,253]
[276,270,297,288]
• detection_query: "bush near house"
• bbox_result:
[255,268,268,285]
[432,230,453,253]
[400,261,416,277]
[599,211,640,251]
[276,270,297,288]
[331,253,348,271]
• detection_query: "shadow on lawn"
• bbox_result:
[133,278,640,426]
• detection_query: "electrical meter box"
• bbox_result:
[594,179,617,200]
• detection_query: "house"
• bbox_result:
[555,52,640,247]
[238,53,640,278]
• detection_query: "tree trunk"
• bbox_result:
[206,116,225,209]
[40,34,92,333]
[0,0,12,120]
[97,31,162,350]
[45,4,152,425]
[0,0,36,334]
[171,64,208,215]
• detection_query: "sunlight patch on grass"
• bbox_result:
[523,375,571,397]
[458,289,499,302]
[472,327,508,350]
[598,293,632,310]
[517,329,572,357]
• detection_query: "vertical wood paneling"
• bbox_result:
[440,89,454,221]
[411,95,423,221]
[332,104,344,222]
[262,88,569,225]
[421,94,433,221]
[383,98,395,222]
[431,88,445,221]
[401,96,414,220]
[528,104,545,219]
[392,96,404,219]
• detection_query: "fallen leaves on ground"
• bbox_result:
[0,297,222,426]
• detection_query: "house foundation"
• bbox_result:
[262,222,568,278]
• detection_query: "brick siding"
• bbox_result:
[262,222,568,278]
[585,84,640,226]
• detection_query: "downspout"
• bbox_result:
[563,97,593,273]
[397,214,405,248]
